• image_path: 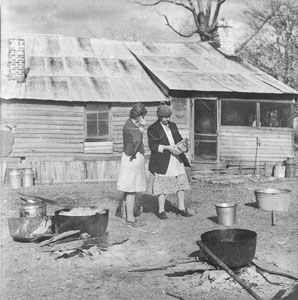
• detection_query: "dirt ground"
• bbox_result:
[0,173,297,300]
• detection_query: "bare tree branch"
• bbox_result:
[132,0,194,14]
[196,0,204,13]
[240,0,298,93]
[163,15,197,37]
[235,15,274,53]
[186,0,200,29]
[187,0,197,13]
[206,0,212,24]
[211,0,226,28]
[133,0,222,41]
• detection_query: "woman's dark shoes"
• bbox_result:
[157,211,168,220]
[176,209,192,217]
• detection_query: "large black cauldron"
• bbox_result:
[55,207,109,237]
[199,229,257,268]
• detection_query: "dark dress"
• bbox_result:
[147,120,190,195]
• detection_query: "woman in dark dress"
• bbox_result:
[147,104,191,220]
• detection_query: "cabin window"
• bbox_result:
[221,100,256,126]
[221,100,293,128]
[85,103,110,140]
[260,102,292,128]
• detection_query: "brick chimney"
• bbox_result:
[8,39,25,82]
[211,19,235,56]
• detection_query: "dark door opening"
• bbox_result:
[194,99,218,161]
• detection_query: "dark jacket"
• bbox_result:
[147,120,190,174]
[122,118,145,158]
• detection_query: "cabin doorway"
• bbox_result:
[193,99,218,161]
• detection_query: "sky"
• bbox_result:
[1,0,250,43]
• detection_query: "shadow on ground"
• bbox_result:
[244,202,258,208]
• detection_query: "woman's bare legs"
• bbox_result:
[158,194,166,213]
[121,192,126,219]
[177,190,192,217]
[177,190,185,210]
[126,192,135,222]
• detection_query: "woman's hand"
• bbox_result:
[130,155,136,161]
[164,145,181,156]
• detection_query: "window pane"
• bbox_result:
[87,112,98,120]
[194,100,217,133]
[87,120,98,136]
[260,103,292,128]
[97,112,109,120]
[97,121,109,136]
[86,103,109,112]
[221,100,256,126]
[86,104,110,139]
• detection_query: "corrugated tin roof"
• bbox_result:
[1,33,166,102]
[126,41,298,95]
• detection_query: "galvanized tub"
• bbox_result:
[254,188,291,211]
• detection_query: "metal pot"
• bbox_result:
[199,229,257,268]
[19,201,47,217]
[55,207,109,237]
[7,216,54,242]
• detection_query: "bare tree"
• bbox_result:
[134,1,298,93]
[239,0,298,92]
[133,0,227,41]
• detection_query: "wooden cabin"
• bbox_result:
[127,41,298,174]
[1,33,297,184]
[0,34,166,184]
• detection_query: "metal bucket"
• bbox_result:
[254,188,291,211]
[215,203,237,226]
[23,168,34,187]
[285,157,296,178]
[285,163,297,178]
[274,165,285,178]
[10,169,22,189]
[19,202,47,217]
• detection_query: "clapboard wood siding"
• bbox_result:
[2,100,192,183]
[32,160,121,183]
[28,157,150,184]
[84,141,113,154]
[220,126,293,162]
[2,102,85,157]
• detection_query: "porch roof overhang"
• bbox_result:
[126,41,298,98]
